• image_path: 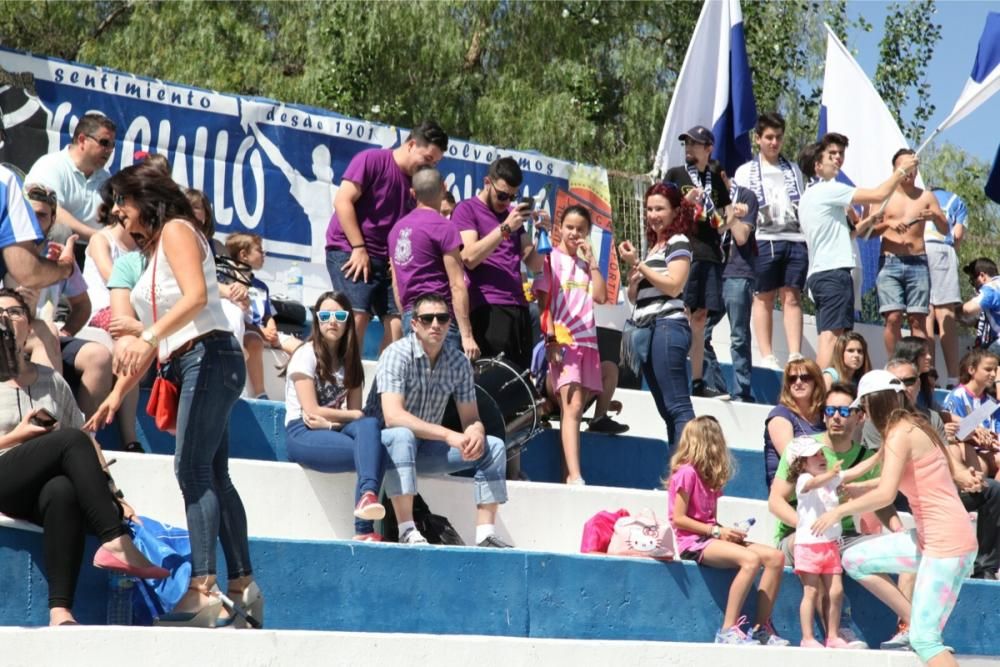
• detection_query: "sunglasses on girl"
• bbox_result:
[823,406,857,418]
[316,310,349,323]
[787,373,814,384]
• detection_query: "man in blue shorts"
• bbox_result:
[325,121,448,351]
[797,135,918,368]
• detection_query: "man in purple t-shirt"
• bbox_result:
[452,157,547,371]
[326,120,449,350]
[389,168,478,358]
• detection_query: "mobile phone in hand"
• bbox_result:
[30,408,58,428]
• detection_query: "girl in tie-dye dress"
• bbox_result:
[534,205,606,485]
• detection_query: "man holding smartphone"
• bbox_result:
[453,157,547,372]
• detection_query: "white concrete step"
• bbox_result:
[0,625,983,667]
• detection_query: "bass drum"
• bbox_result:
[441,356,541,454]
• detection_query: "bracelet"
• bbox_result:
[589,265,600,272]
[351,244,366,250]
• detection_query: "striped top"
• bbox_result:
[633,234,691,322]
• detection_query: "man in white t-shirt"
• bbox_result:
[25,113,115,263]
[797,134,917,368]
[732,112,807,370]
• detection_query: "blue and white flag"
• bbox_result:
[653,0,756,177]
[938,11,1000,132]
[818,25,914,299]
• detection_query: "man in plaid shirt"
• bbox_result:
[374,292,512,548]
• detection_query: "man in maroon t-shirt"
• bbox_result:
[452,157,547,371]
[325,121,449,350]
[389,167,478,358]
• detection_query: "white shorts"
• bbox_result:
[926,242,961,306]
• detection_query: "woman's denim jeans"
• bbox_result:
[286,416,385,534]
[164,332,252,579]
[641,317,695,450]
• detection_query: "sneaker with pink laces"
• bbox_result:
[353,491,386,521]
[826,636,850,648]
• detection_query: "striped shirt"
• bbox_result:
[372,333,477,424]
[633,234,691,322]
[926,189,968,246]
[0,165,43,251]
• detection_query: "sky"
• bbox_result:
[846,0,1000,164]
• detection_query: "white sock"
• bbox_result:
[399,520,416,535]
[475,524,496,543]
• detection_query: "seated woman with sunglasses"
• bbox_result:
[283,291,386,540]
[763,359,826,488]
[0,289,168,626]
[87,162,261,628]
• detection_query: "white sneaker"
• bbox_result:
[399,527,428,545]
[759,354,782,370]
[787,352,805,362]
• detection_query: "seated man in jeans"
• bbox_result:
[372,292,511,547]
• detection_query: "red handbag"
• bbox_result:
[143,247,179,433]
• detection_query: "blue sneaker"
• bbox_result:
[715,616,758,645]
[751,622,791,646]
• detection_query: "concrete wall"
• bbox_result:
[1,529,997,656]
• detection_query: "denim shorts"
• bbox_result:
[682,260,723,314]
[876,254,930,315]
[807,268,855,333]
[754,240,808,294]
[326,249,400,319]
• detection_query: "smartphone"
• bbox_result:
[30,408,58,428]
[516,196,534,215]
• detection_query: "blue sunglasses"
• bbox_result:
[316,310,349,323]
[823,406,857,418]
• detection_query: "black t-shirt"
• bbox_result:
[665,165,732,263]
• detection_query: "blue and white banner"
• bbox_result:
[818,25,915,301]
[938,11,1000,132]
[0,46,610,285]
[653,0,756,177]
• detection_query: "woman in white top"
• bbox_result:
[87,163,261,629]
[283,291,386,540]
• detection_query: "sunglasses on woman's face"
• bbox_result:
[823,406,856,418]
[787,373,814,385]
[316,310,349,323]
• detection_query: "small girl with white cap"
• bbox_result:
[786,435,872,648]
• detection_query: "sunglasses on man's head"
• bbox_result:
[787,373,814,384]
[823,406,856,418]
[316,310,349,323]
[415,312,451,325]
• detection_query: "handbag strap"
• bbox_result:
[150,245,161,370]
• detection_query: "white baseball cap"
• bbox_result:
[850,369,905,409]
[787,436,825,463]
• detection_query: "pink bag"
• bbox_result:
[607,508,674,560]
[580,509,630,554]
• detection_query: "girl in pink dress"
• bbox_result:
[534,205,605,484]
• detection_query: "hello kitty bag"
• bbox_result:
[607,508,674,560]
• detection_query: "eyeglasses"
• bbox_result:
[86,135,114,148]
[416,312,451,325]
[490,182,518,202]
[112,193,126,206]
[898,375,920,387]
[0,305,28,319]
[316,310,349,323]
[787,373,814,384]
[823,406,856,418]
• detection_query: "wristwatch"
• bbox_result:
[140,329,159,348]
[500,223,512,240]
[710,524,722,539]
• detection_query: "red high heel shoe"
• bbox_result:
[93,546,169,580]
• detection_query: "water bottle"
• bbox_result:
[733,517,756,533]
[536,228,552,255]
[285,262,303,303]
[106,573,134,625]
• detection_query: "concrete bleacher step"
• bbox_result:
[7,627,985,667]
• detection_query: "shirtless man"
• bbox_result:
[871,149,947,356]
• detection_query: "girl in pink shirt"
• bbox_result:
[534,205,605,485]
[667,416,788,646]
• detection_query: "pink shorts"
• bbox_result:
[550,345,602,395]
[794,541,843,575]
